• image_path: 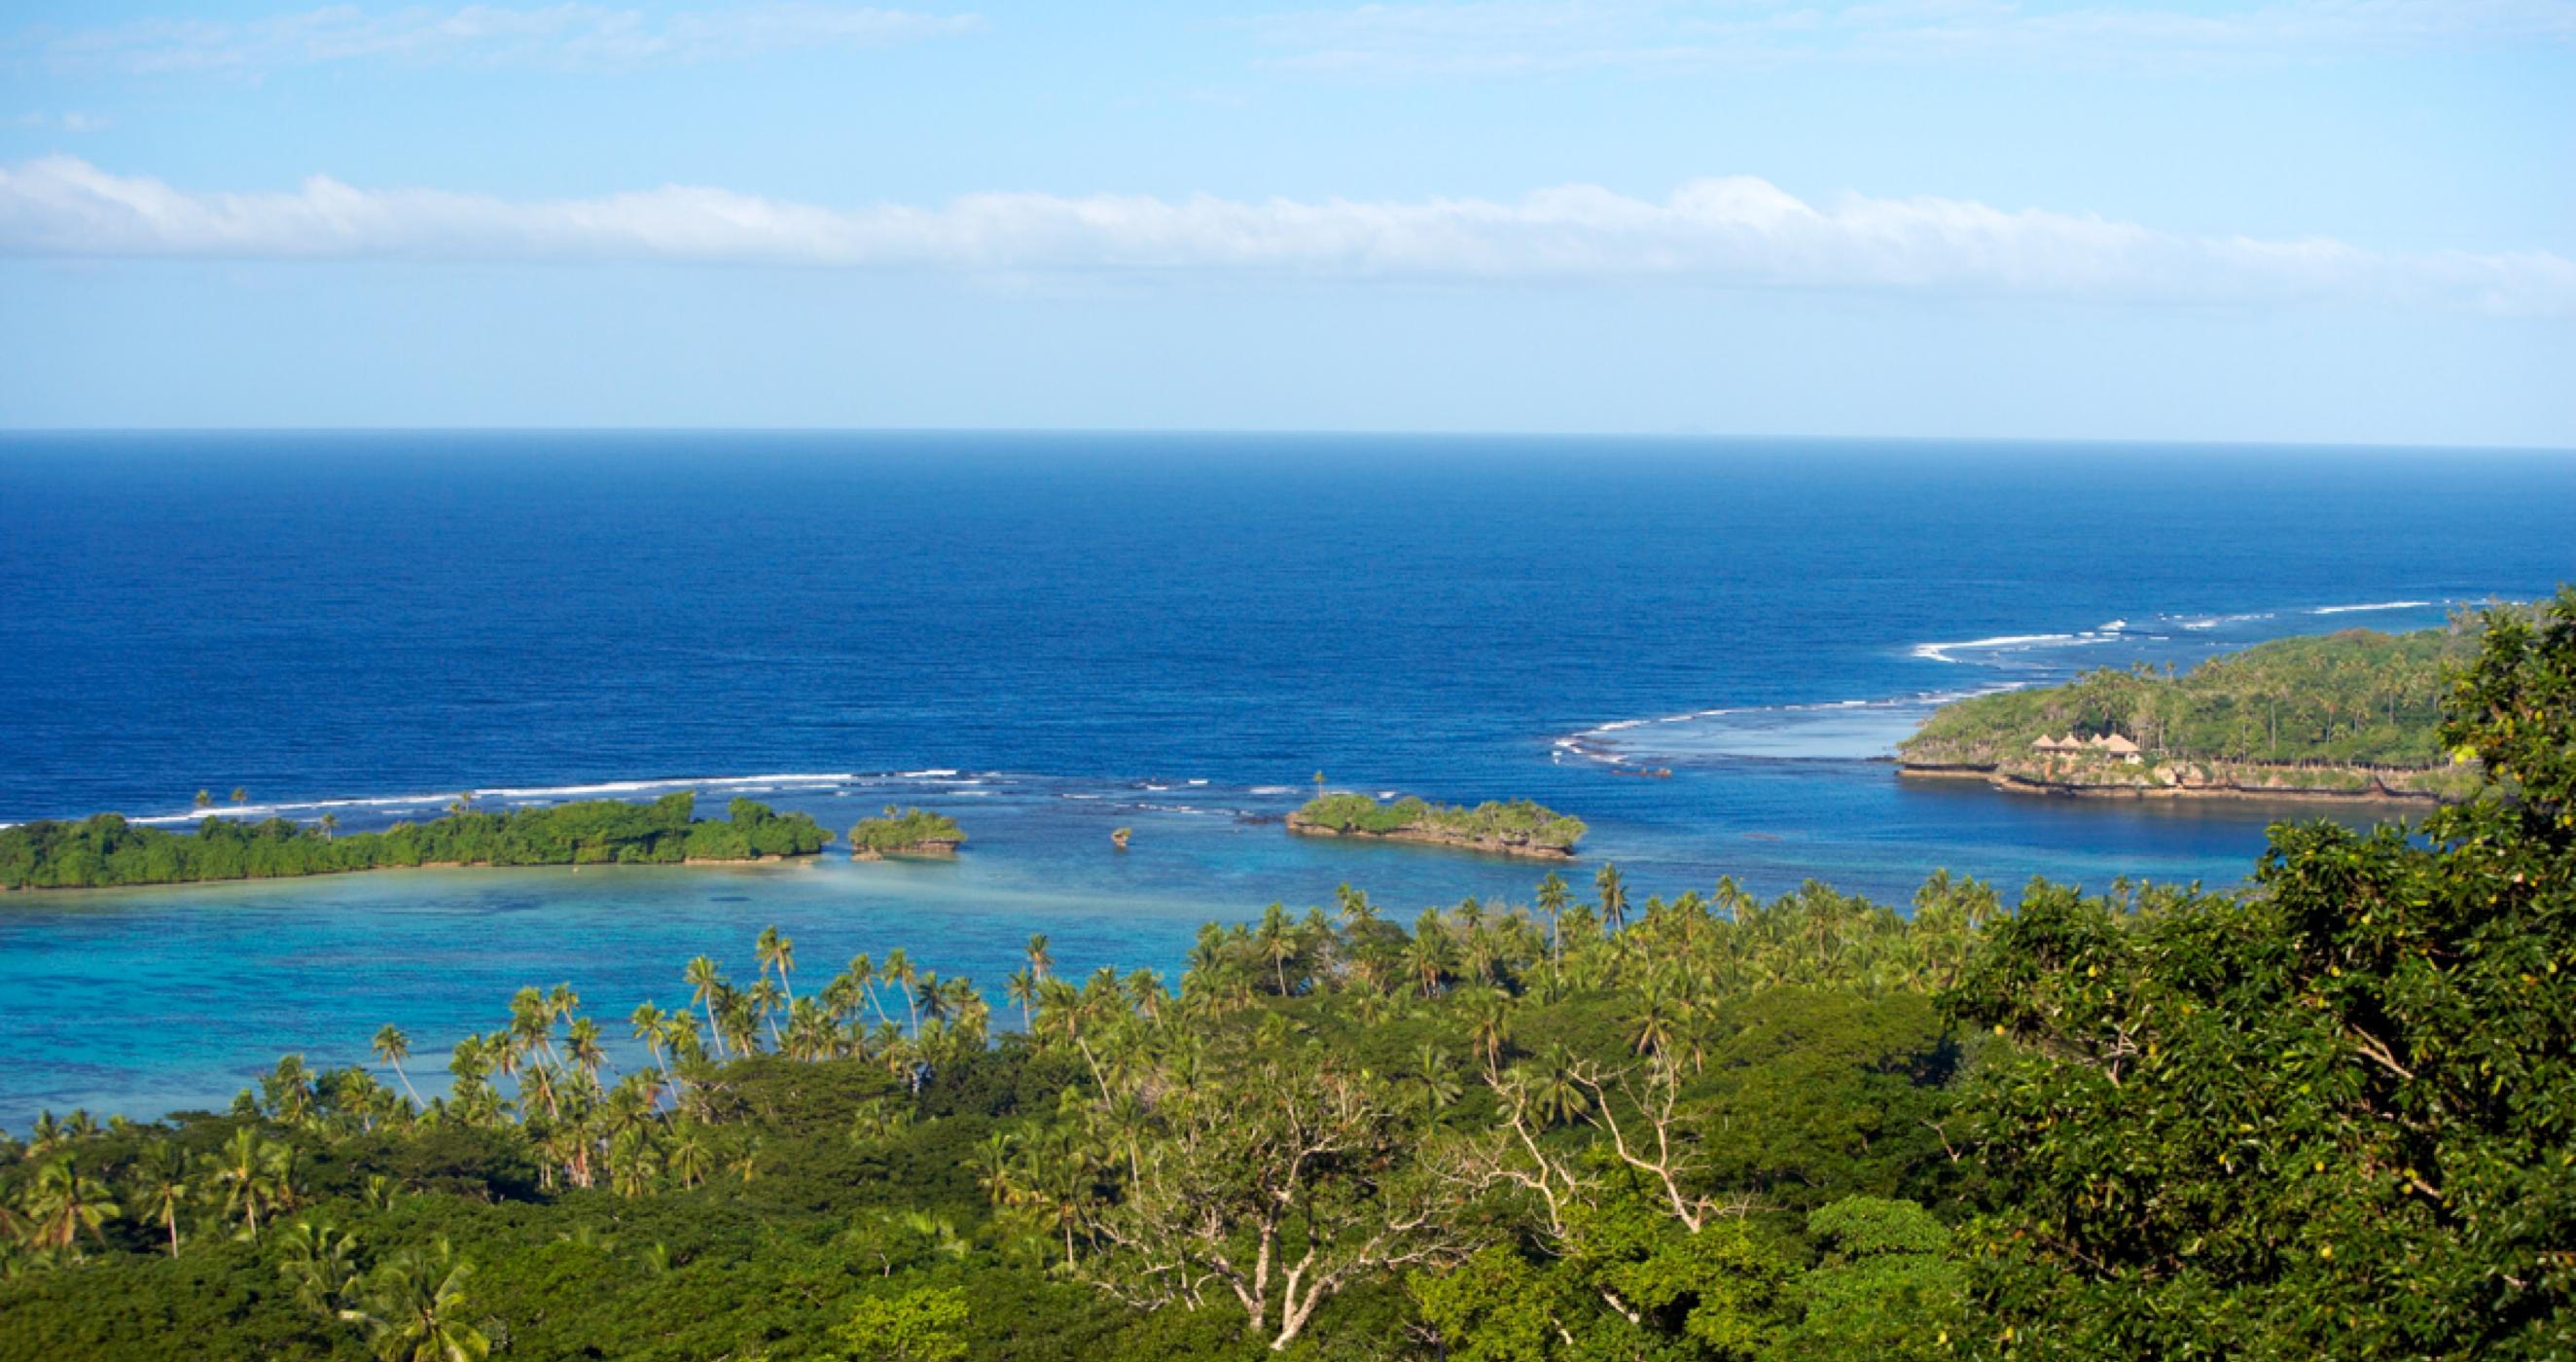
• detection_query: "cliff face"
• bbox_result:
[1896,752,2469,805]
[1283,814,1577,860]
[850,840,962,861]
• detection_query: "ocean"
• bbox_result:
[2,432,2570,1120]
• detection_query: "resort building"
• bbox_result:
[2030,732,2147,764]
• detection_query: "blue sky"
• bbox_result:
[2,1,2570,443]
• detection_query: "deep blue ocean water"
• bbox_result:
[2,432,2571,1120]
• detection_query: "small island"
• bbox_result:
[1287,792,1586,859]
[0,792,830,892]
[1896,626,2484,804]
[846,806,967,860]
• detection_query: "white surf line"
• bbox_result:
[1556,678,2038,767]
[89,770,1032,829]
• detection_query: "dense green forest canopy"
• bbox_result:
[1,589,2568,1359]
[846,807,968,856]
[1294,793,1588,852]
[1901,623,2478,769]
[0,794,831,892]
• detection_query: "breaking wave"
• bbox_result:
[1563,594,2472,768]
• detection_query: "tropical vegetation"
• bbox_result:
[846,807,968,857]
[1291,793,1588,854]
[0,794,830,891]
[1899,623,2492,798]
[0,590,2568,1359]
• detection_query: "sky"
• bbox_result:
[0,1,2570,444]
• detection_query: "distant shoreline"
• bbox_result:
[0,850,827,898]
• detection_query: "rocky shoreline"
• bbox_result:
[850,841,962,862]
[1284,814,1578,860]
[1895,762,2451,806]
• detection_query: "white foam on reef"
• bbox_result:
[2172,610,2273,631]
[1910,632,2083,663]
[479,773,861,802]
[1557,680,2034,767]
[2311,600,2432,615]
[1130,802,1238,817]
[94,771,1028,830]
[1248,785,1294,795]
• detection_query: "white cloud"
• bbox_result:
[2,156,2568,316]
[1243,0,2576,77]
[18,4,987,76]
[12,111,110,132]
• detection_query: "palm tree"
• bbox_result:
[629,1003,671,1079]
[134,1142,192,1257]
[1402,932,1449,998]
[910,972,950,1029]
[265,1054,317,1128]
[749,977,786,1047]
[339,1238,490,1362]
[1626,984,1679,1062]
[939,977,984,1045]
[1410,1043,1463,1113]
[373,1025,424,1108]
[1461,987,1515,1076]
[884,949,920,1032]
[276,1218,364,1319]
[846,953,884,1026]
[1524,1046,1589,1127]
[21,1158,120,1251]
[970,1130,1018,1206]
[667,1125,712,1189]
[755,926,797,1004]
[1594,863,1629,934]
[1256,902,1297,995]
[1019,1126,1095,1271]
[1535,872,1570,959]
[565,1017,606,1086]
[202,1126,287,1238]
[716,987,763,1057]
[1024,934,1054,984]
[783,997,839,1059]
[1334,882,1377,928]
[1003,968,1038,1029]
[230,787,248,806]
[608,1128,659,1198]
[507,988,556,1068]
[662,1013,702,1067]
[319,812,340,841]
[683,956,727,1058]
[1124,968,1165,1026]
[195,789,214,809]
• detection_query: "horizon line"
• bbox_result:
[0,425,2572,455]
